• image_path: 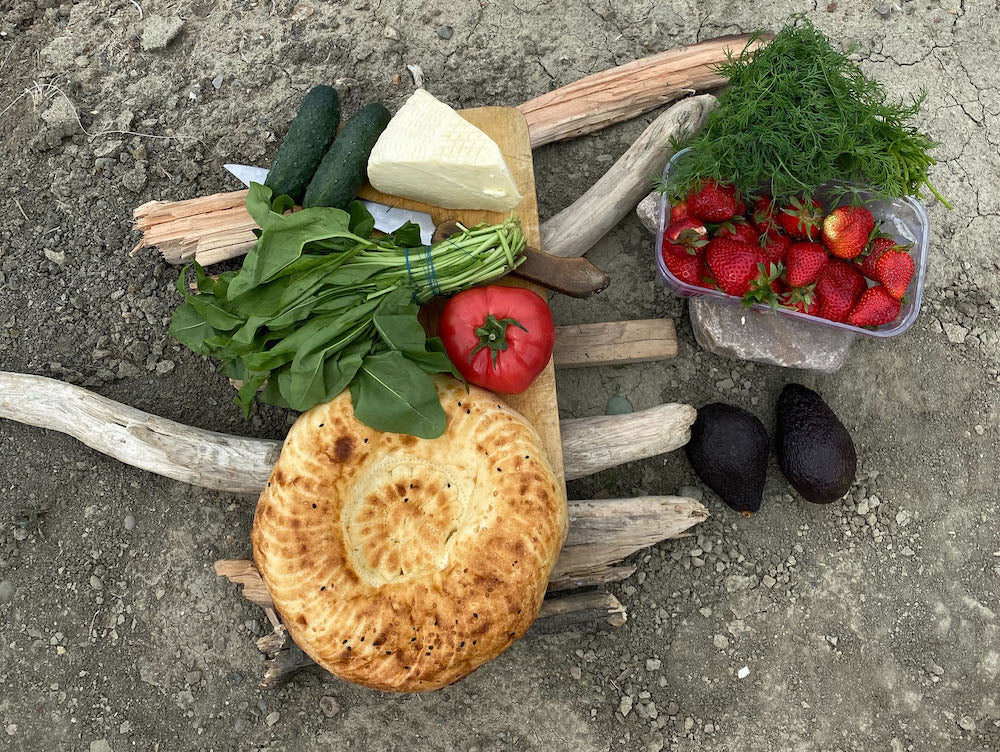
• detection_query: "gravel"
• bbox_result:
[0,579,13,603]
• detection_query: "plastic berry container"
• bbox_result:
[655,148,931,338]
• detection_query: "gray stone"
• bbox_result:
[678,485,703,501]
[958,716,976,731]
[619,695,634,717]
[605,395,633,415]
[141,15,185,51]
[874,3,893,18]
[646,658,661,671]
[211,74,224,90]
[689,297,854,373]
[636,191,661,235]
[570,665,582,680]
[435,25,454,40]
[0,579,13,603]
[713,634,730,650]
[944,322,968,344]
[384,25,401,40]
[41,97,78,139]
[44,249,66,266]
[90,741,113,752]
[41,37,77,68]
[265,711,280,726]
[319,696,340,718]
[89,575,104,591]
[124,515,136,531]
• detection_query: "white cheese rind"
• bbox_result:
[367,89,523,212]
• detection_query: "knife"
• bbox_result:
[223,163,609,298]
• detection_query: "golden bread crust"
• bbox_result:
[251,377,567,692]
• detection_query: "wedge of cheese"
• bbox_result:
[367,89,523,212]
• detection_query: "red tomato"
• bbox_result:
[439,285,555,394]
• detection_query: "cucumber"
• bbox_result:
[264,85,341,203]
[302,102,392,209]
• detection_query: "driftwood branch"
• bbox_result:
[539,95,717,258]
[560,403,696,481]
[0,372,695,490]
[552,319,677,368]
[517,34,762,147]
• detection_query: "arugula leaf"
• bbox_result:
[404,337,463,379]
[186,294,244,331]
[227,208,362,300]
[347,201,376,238]
[386,221,423,247]
[169,301,215,355]
[350,351,446,439]
[234,370,269,418]
[287,322,371,410]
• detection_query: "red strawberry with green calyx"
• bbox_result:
[815,260,866,323]
[778,196,824,241]
[760,229,792,265]
[687,180,739,222]
[857,235,901,280]
[715,219,759,246]
[874,248,915,299]
[784,242,829,288]
[822,204,875,259]
[779,284,819,315]
[664,246,712,289]
[705,237,777,301]
[847,285,901,327]
[662,217,708,257]
[670,200,690,223]
[752,195,781,234]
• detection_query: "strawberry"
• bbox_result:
[822,205,875,259]
[777,196,824,240]
[779,285,819,315]
[704,238,773,299]
[687,180,739,222]
[752,196,781,234]
[670,200,690,223]
[815,260,866,323]
[760,229,792,265]
[857,235,899,280]
[784,242,829,287]
[873,248,915,299]
[662,218,708,257]
[847,285,902,327]
[664,246,711,288]
[715,219,759,246]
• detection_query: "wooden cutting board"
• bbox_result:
[358,107,565,495]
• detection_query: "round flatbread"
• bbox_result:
[252,377,567,692]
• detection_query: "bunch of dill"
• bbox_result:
[665,18,949,207]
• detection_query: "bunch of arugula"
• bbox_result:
[169,183,526,438]
[663,17,949,207]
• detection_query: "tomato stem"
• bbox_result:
[470,314,528,368]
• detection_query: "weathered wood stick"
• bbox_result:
[539,95,717,258]
[560,403,696,481]
[249,589,627,689]
[518,34,764,148]
[0,372,695,490]
[552,319,677,368]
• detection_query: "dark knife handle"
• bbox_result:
[432,220,610,298]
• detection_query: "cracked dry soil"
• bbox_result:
[1,1,999,751]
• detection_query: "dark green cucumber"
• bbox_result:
[302,102,391,209]
[264,85,341,203]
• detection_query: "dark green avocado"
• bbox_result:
[776,384,856,504]
[685,403,769,516]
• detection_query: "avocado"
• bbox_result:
[776,384,856,504]
[685,403,769,516]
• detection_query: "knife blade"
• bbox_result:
[223,163,436,245]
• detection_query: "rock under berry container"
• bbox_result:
[655,148,931,338]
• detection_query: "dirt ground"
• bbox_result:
[2,0,999,750]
